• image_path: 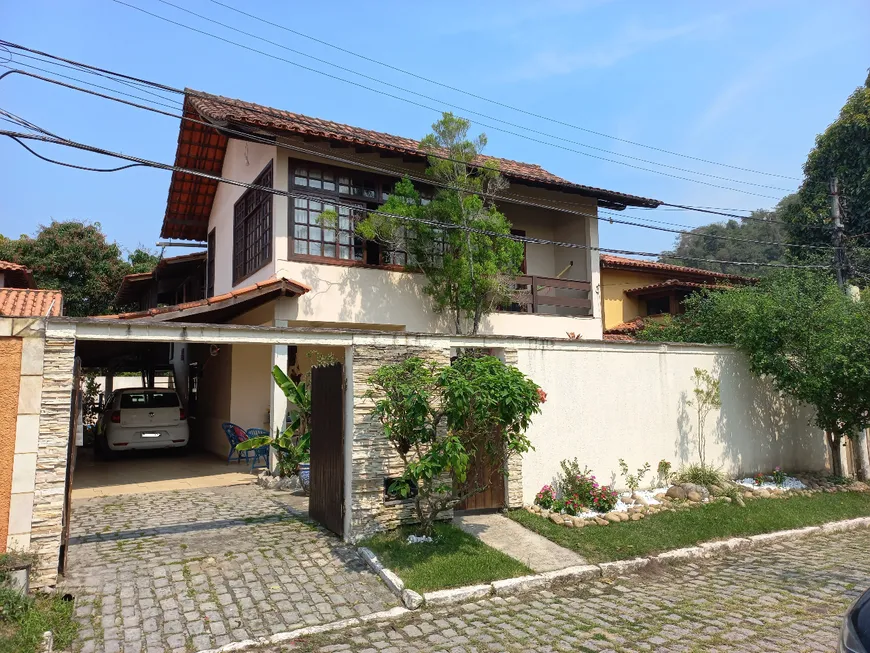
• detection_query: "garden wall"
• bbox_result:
[514,340,828,504]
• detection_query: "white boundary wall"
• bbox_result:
[515,341,828,503]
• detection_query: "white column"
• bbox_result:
[269,344,288,474]
[585,207,602,325]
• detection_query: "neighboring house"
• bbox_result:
[99,89,662,459]
[0,260,63,317]
[600,255,750,339]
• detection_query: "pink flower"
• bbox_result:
[537,388,548,404]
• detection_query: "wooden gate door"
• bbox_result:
[458,448,505,511]
[309,363,344,536]
[58,356,81,575]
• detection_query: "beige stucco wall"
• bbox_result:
[601,268,667,329]
[195,341,233,457]
[515,341,827,503]
[207,137,604,338]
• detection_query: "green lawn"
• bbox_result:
[361,522,531,593]
[508,491,870,564]
[0,590,78,653]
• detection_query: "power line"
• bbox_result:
[4,133,146,172]
[105,0,786,199]
[204,0,799,183]
[658,202,830,231]
[0,67,842,253]
[0,129,837,271]
[151,0,794,194]
[0,68,839,254]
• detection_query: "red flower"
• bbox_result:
[537,388,548,404]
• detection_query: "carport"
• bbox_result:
[14,316,524,589]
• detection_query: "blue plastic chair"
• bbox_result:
[244,428,271,470]
[222,422,251,464]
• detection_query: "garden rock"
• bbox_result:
[549,513,563,525]
[604,512,621,523]
[632,493,648,506]
[630,513,642,521]
[708,484,723,496]
[756,489,772,499]
[680,483,710,499]
[686,491,703,502]
[570,517,586,528]
[666,486,687,500]
[595,518,609,526]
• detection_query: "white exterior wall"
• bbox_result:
[515,341,828,503]
[209,139,279,296]
[205,138,604,338]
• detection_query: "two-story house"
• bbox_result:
[105,89,662,457]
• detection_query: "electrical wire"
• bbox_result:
[0,128,838,271]
[4,133,146,172]
[105,0,787,199]
[0,68,843,253]
[150,0,793,194]
[204,0,798,182]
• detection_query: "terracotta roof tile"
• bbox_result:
[605,318,647,335]
[0,260,36,289]
[0,288,63,316]
[600,254,752,283]
[98,276,310,320]
[161,91,661,241]
[624,279,731,296]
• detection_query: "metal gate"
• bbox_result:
[309,363,344,536]
[58,356,81,575]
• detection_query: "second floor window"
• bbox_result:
[233,161,273,285]
[290,160,431,268]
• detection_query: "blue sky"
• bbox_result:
[1,0,868,258]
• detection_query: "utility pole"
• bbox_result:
[830,177,846,289]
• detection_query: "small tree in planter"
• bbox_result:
[368,354,543,535]
[687,367,721,469]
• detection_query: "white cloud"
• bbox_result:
[507,15,725,82]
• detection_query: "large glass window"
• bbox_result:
[290,160,442,268]
[233,161,273,284]
[293,198,364,261]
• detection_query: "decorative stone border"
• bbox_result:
[357,515,870,611]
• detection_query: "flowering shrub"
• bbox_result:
[590,485,619,513]
[772,466,786,487]
[558,459,597,505]
[534,485,556,509]
[562,495,584,516]
[753,472,765,486]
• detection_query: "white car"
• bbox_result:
[96,388,189,453]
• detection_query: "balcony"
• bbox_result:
[505,275,593,317]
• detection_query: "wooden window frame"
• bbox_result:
[288,159,433,271]
[232,161,273,286]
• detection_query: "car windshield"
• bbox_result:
[120,391,180,409]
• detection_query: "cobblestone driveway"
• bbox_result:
[62,485,397,653]
[286,529,869,653]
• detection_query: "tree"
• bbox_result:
[354,113,525,335]
[660,195,797,276]
[0,220,157,316]
[639,272,870,477]
[687,368,721,468]
[367,355,543,534]
[782,71,870,279]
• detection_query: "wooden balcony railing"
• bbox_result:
[506,275,593,316]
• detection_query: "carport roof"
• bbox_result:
[98,276,310,323]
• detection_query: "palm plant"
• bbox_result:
[236,365,312,477]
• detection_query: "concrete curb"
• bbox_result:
[357,546,423,610]
[357,516,870,610]
[195,516,870,652]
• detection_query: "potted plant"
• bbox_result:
[238,365,312,494]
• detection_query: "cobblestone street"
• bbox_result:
[284,529,869,653]
[61,485,398,653]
